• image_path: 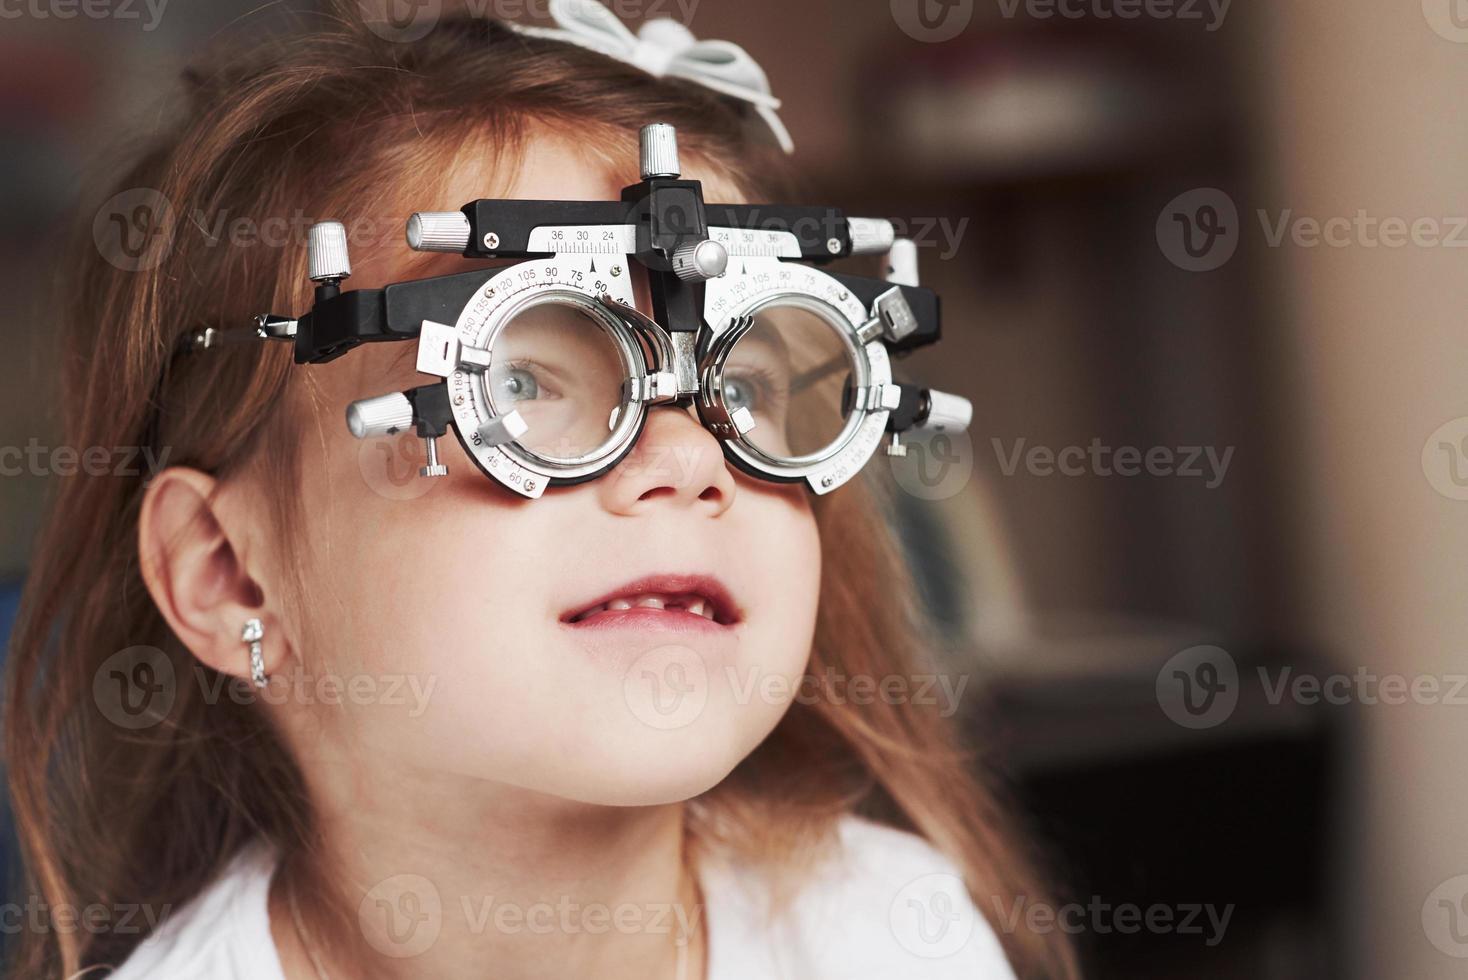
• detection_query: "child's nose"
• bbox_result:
[596,404,736,517]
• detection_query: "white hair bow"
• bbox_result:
[507,0,796,154]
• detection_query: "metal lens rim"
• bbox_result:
[482,289,644,476]
[710,293,870,472]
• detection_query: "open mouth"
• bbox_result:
[560,574,741,627]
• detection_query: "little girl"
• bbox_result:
[4,3,1075,978]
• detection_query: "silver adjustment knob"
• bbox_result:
[407,211,472,252]
[420,437,448,478]
[917,389,973,434]
[884,239,920,287]
[848,217,896,256]
[346,392,413,439]
[307,221,352,283]
[672,239,728,282]
[254,314,298,339]
[640,123,681,180]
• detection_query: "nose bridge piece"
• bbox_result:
[604,293,705,406]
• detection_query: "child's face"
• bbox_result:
[282,129,821,805]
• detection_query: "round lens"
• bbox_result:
[488,299,633,461]
[722,303,857,460]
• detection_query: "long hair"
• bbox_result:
[3,6,1077,978]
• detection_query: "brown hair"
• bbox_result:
[4,6,1076,978]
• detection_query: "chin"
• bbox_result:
[544,723,761,807]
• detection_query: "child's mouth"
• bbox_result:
[571,592,718,623]
[560,574,741,630]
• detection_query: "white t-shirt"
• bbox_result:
[106,815,1017,979]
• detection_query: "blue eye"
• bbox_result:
[722,375,759,413]
[495,364,541,402]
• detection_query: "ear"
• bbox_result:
[137,466,286,684]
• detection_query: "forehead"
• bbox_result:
[339,122,751,385]
[352,123,749,287]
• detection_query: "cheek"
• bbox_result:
[290,428,822,805]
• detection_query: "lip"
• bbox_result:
[559,573,742,630]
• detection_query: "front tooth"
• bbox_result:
[685,598,707,618]
[608,598,633,611]
[699,603,716,621]
[634,595,666,610]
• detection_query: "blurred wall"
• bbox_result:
[1260,3,1468,979]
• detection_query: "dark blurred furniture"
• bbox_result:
[972,652,1342,980]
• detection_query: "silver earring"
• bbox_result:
[241,618,267,688]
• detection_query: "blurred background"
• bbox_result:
[1,1,1463,977]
